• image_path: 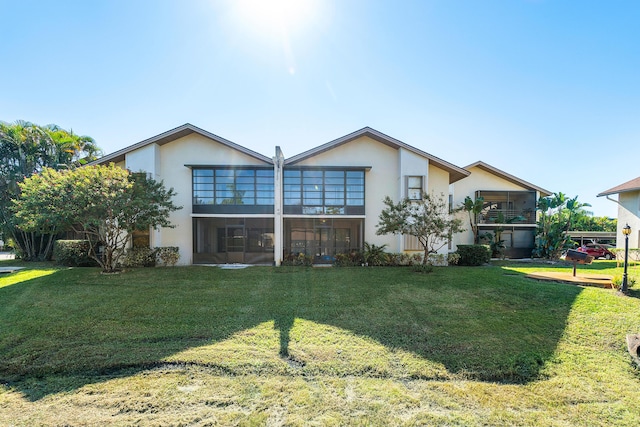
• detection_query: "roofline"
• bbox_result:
[464,161,552,196]
[597,176,640,197]
[88,123,273,166]
[284,127,470,184]
[597,188,640,197]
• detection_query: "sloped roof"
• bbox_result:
[464,161,552,196]
[597,176,640,197]
[284,127,470,184]
[89,123,273,166]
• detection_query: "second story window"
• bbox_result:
[192,167,274,214]
[284,169,365,215]
[407,176,423,200]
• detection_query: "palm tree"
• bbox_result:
[462,196,484,243]
[0,120,101,260]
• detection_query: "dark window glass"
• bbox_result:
[284,169,365,213]
[193,168,274,206]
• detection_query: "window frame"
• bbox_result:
[192,166,274,214]
[406,175,424,200]
[283,167,365,215]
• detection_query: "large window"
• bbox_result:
[283,169,365,215]
[192,167,274,214]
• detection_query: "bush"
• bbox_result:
[156,246,180,266]
[282,252,313,266]
[447,252,461,265]
[427,253,447,266]
[363,242,388,266]
[412,263,434,273]
[121,247,158,268]
[611,274,637,291]
[53,240,98,267]
[456,245,491,266]
[334,251,364,267]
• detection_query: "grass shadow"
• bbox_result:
[1,264,583,400]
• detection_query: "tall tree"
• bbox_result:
[376,192,464,264]
[533,192,590,260]
[0,120,100,260]
[13,164,181,272]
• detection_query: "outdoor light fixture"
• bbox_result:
[621,224,632,294]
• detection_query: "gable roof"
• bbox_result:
[464,161,552,196]
[284,127,470,184]
[89,123,273,166]
[597,176,640,197]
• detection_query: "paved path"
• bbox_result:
[0,252,16,261]
[526,271,612,288]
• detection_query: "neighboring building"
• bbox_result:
[451,161,551,258]
[598,177,640,250]
[91,124,550,265]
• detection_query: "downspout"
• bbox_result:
[605,195,621,206]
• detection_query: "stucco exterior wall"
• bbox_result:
[617,191,640,248]
[289,136,400,251]
[289,136,453,254]
[126,143,160,179]
[127,133,270,265]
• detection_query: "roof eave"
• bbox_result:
[464,161,552,196]
[286,127,470,184]
[88,123,273,167]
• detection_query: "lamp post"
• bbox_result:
[621,224,632,294]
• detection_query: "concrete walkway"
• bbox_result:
[0,252,16,261]
[526,271,613,288]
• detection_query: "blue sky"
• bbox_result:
[2,0,639,218]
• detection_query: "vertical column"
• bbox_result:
[273,146,285,266]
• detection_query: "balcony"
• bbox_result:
[475,191,537,225]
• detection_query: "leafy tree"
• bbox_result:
[533,192,590,260]
[13,164,181,272]
[376,192,464,264]
[0,120,100,260]
[570,212,616,232]
[461,196,484,243]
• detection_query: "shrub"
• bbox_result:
[427,253,447,266]
[122,247,158,268]
[363,242,388,266]
[334,251,364,267]
[156,246,180,266]
[410,253,423,265]
[456,245,491,266]
[447,252,461,265]
[53,240,98,267]
[412,263,434,273]
[611,274,637,291]
[282,252,313,266]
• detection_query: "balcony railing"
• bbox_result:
[477,209,536,225]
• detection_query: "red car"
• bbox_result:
[583,244,615,260]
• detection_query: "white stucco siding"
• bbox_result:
[427,166,450,198]
[126,133,271,265]
[125,143,160,179]
[618,191,640,249]
[398,148,429,196]
[289,136,454,254]
[291,136,401,251]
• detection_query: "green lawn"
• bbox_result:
[1,260,639,426]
